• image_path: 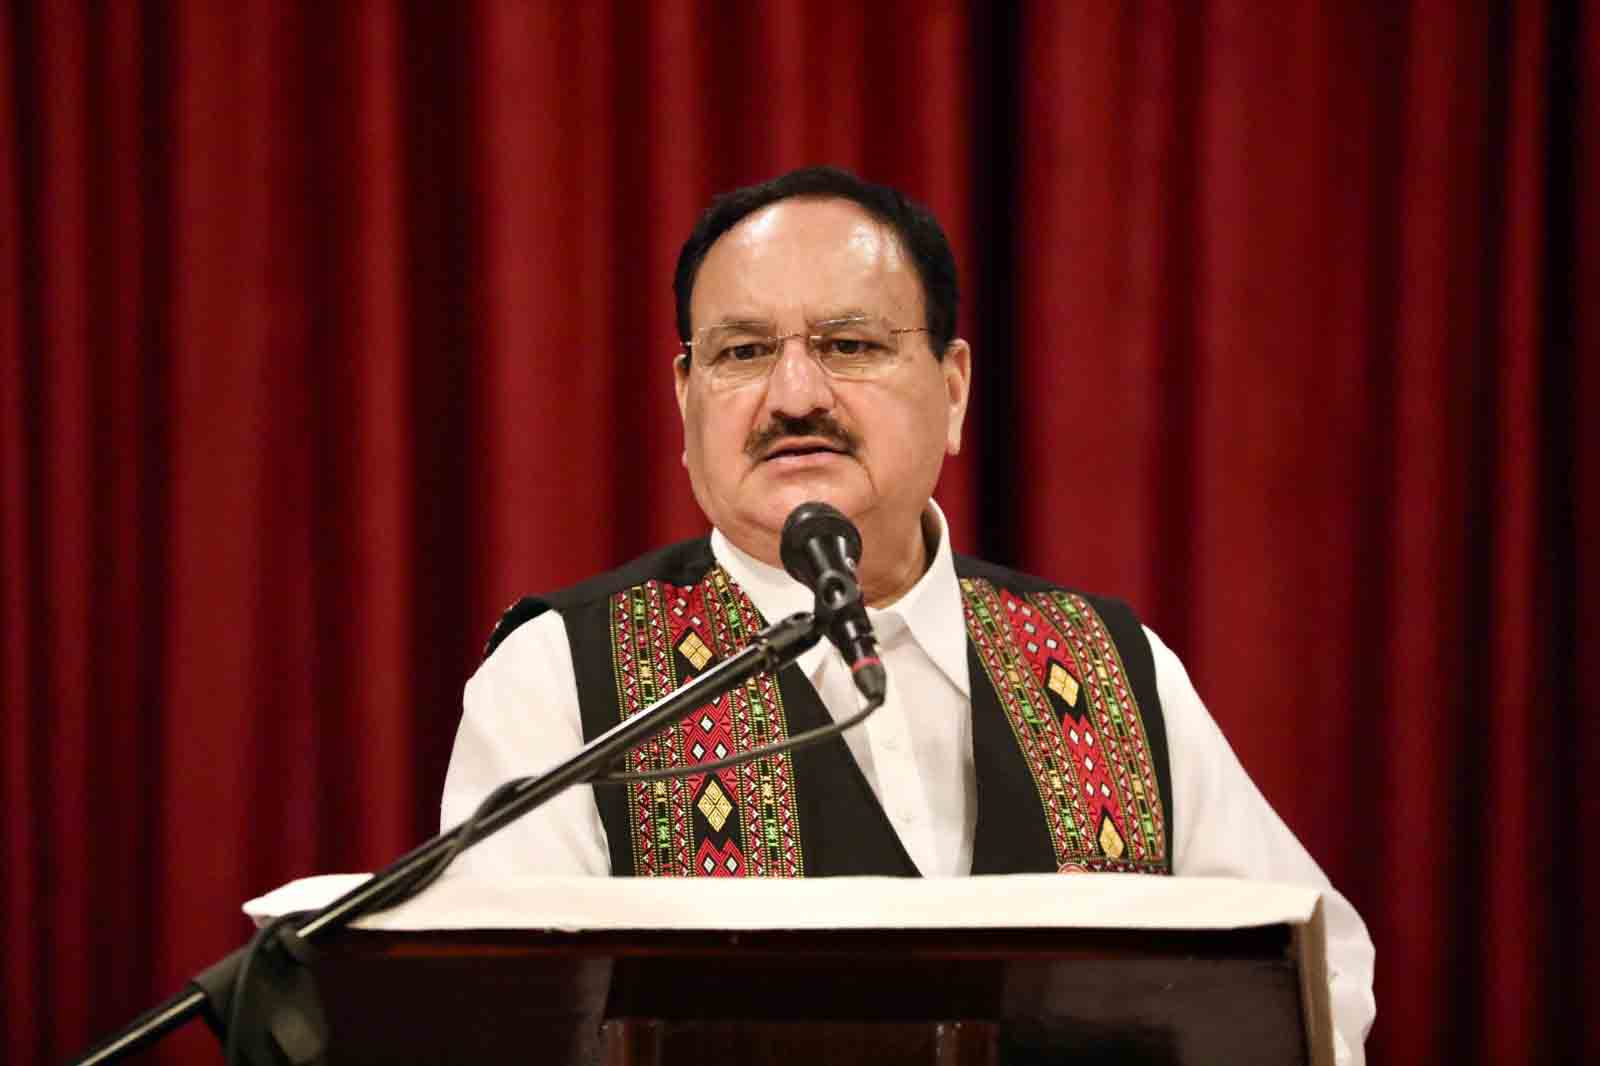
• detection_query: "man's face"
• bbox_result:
[675,197,971,569]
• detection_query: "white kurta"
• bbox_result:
[441,505,1376,1063]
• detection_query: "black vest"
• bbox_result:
[487,539,1173,879]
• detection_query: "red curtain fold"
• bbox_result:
[1569,3,1599,1060]
[2,3,1592,1063]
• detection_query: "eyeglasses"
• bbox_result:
[679,316,930,390]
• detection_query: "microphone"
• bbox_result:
[779,502,887,703]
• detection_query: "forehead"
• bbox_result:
[690,197,922,328]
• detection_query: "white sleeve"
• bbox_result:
[439,609,612,876]
[1148,626,1376,1066]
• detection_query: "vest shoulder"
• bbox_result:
[953,554,1144,628]
[483,537,714,659]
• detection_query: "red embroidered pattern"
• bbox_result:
[961,579,1168,872]
[1033,592,1167,862]
[608,568,805,877]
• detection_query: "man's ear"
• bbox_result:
[941,339,973,455]
[674,350,691,419]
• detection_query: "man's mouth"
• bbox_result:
[762,437,849,461]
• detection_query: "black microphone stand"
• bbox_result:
[70,611,823,1066]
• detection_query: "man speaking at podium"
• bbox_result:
[441,167,1375,1060]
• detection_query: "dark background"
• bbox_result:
[4,2,1596,1063]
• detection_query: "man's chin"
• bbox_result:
[759,482,866,525]
[711,490,878,569]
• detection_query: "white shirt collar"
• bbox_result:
[708,500,971,698]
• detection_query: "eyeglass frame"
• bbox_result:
[675,315,933,384]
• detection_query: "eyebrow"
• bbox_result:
[710,317,777,332]
[709,309,878,331]
[805,307,875,325]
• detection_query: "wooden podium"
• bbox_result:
[249,875,1335,1066]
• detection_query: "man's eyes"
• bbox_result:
[819,337,884,358]
[719,341,775,363]
[710,336,885,363]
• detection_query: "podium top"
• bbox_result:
[245,872,1321,935]
[244,874,1336,1066]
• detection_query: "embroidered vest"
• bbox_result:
[487,539,1173,878]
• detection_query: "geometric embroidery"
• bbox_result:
[608,567,805,878]
[1047,661,1080,706]
[678,631,713,671]
[696,838,744,877]
[961,579,1169,875]
[1098,814,1126,859]
[605,564,1162,879]
[697,778,734,831]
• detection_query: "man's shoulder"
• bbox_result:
[952,553,1139,620]
[483,537,714,659]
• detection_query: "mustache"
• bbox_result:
[745,414,860,460]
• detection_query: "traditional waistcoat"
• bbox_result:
[487,539,1173,879]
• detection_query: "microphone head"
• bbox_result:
[780,501,862,587]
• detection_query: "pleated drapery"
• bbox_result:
[4,3,1595,1063]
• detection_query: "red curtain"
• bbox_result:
[2,3,1593,1063]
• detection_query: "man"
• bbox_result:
[442,167,1375,1060]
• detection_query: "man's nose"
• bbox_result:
[763,336,835,417]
